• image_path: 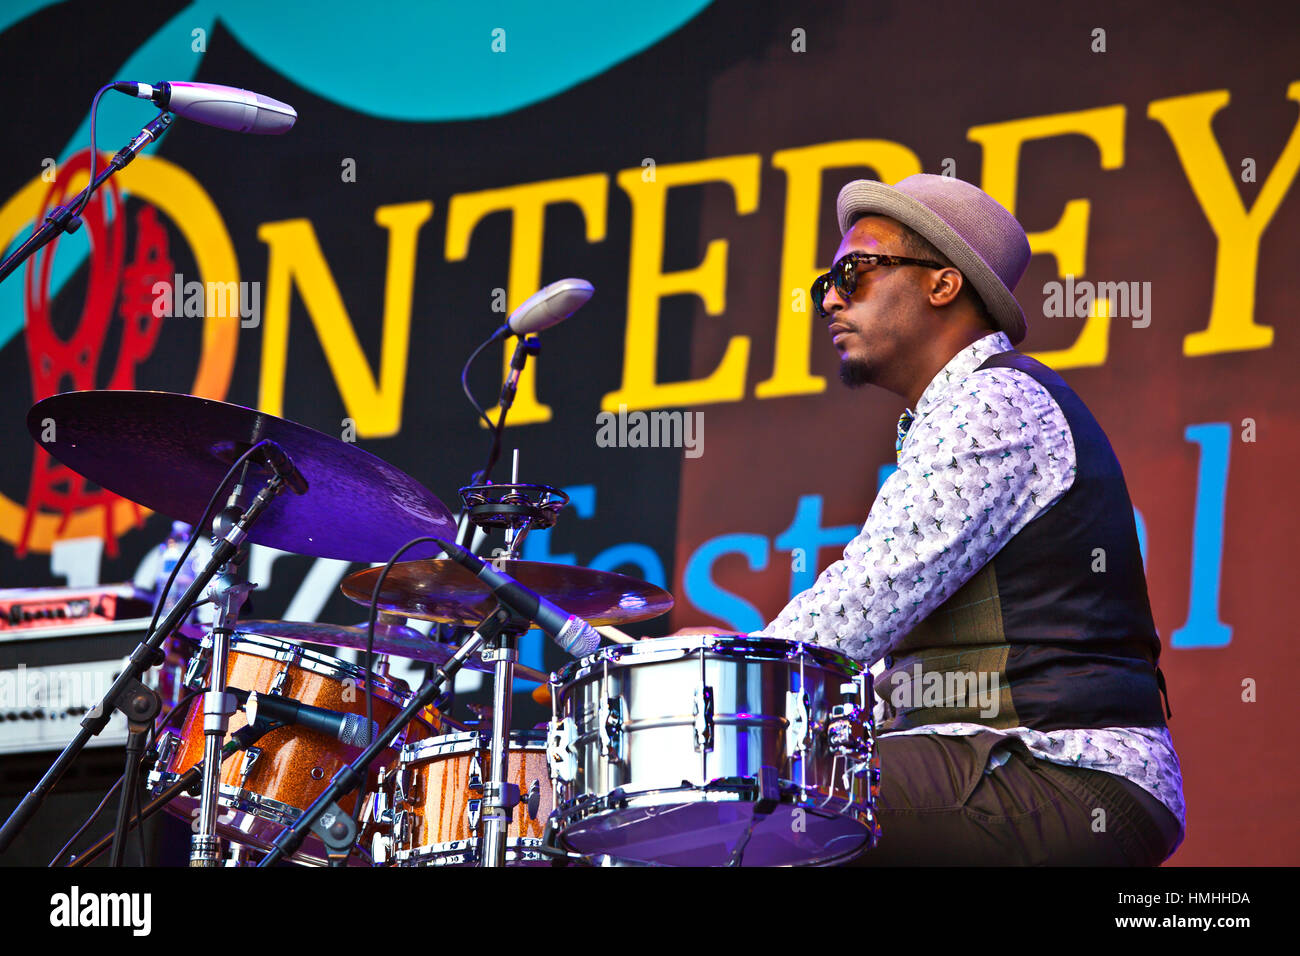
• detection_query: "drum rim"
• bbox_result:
[554,633,862,687]
[198,630,411,704]
[393,836,547,865]
[400,728,548,763]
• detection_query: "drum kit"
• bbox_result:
[7,387,882,867]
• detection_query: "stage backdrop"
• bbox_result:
[1,0,1296,865]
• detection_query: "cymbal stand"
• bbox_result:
[190,575,255,866]
[459,462,568,867]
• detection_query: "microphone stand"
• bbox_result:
[0,471,291,854]
[66,720,284,867]
[0,111,173,285]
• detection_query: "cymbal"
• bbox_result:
[340,559,674,628]
[238,619,549,683]
[26,390,455,562]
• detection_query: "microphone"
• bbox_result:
[237,689,376,746]
[259,440,309,495]
[494,278,593,339]
[435,538,601,657]
[111,81,296,135]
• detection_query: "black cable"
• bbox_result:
[146,441,277,643]
[133,772,147,866]
[71,84,113,220]
[355,534,445,827]
[460,332,501,433]
[49,776,122,867]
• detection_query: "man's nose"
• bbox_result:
[822,283,847,316]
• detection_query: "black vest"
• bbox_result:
[878,349,1170,733]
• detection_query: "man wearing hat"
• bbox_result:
[754,174,1184,865]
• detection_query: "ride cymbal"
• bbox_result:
[27,390,455,562]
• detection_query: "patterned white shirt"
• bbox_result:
[755,331,1185,846]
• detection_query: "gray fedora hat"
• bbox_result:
[836,174,1031,344]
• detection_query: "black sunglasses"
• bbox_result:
[812,252,949,317]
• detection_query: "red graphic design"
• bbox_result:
[18,149,175,557]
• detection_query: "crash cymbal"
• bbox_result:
[339,559,674,628]
[238,619,549,683]
[26,390,456,562]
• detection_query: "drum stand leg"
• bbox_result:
[481,629,524,868]
[191,578,255,867]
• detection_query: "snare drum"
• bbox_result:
[373,730,553,866]
[548,634,880,866]
[148,632,438,865]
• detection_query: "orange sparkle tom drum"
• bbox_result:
[373,730,552,866]
[148,631,438,865]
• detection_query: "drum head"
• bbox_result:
[560,799,870,867]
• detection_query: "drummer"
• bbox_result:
[701,175,1184,866]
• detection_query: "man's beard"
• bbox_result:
[838,354,873,388]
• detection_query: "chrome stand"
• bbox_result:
[480,630,524,867]
[190,577,254,867]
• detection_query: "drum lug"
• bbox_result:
[466,798,482,831]
[269,666,290,698]
[547,717,578,784]
[238,746,262,787]
[393,765,411,805]
[467,751,484,792]
[155,730,180,769]
[371,831,392,865]
[598,696,624,763]
[785,691,811,756]
[526,779,541,821]
[182,647,209,689]
[692,684,714,753]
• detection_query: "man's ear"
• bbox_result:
[929,267,964,308]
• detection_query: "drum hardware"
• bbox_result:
[311,804,360,867]
[693,684,713,754]
[598,693,623,763]
[109,677,162,867]
[546,715,578,785]
[192,577,255,867]
[237,748,262,788]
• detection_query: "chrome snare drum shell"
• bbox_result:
[548,634,880,867]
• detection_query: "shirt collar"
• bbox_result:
[910,331,1014,421]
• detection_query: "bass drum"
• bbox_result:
[548,634,879,866]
